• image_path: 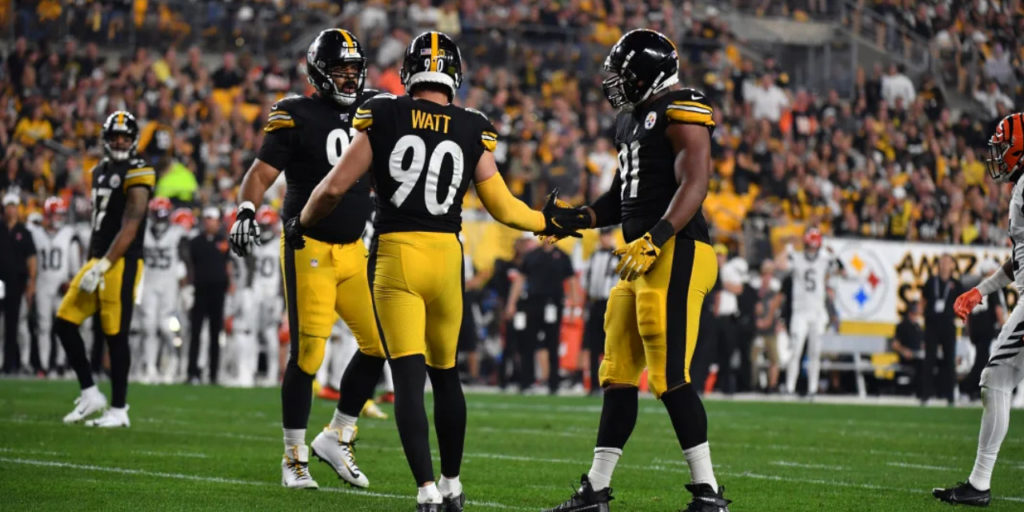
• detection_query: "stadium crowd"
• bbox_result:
[0,0,1017,398]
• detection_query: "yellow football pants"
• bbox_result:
[280,236,385,375]
[599,238,717,397]
[57,257,143,336]
[370,231,464,369]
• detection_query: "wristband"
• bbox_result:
[977,270,1011,296]
[648,219,676,248]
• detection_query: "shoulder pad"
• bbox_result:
[665,88,714,127]
[264,96,305,132]
[463,107,490,122]
[129,157,148,168]
[358,89,383,102]
[354,94,397,132]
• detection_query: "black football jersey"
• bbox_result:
[89,156,155,259]
[256,91,376,244]
[612,88,715,243]
[353,94,498,234]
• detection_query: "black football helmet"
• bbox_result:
[400,31,463,100]
[602,29,680,109]
[102,110,139,161]
[306,28,367,106]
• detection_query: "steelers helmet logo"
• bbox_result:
[645,111,657,130]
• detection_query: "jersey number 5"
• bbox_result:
[388,134,464,215]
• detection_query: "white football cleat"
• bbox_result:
[311,425,369,488]
[361,399,388,419]
[282,445,319,489]
[85,405,130,428]
[62,387,107,423]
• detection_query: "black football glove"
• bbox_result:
[228,202,261,256]
[537,188,585,239]
[283,216,306,250]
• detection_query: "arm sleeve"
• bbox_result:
[590,170,622,227]
[475,172,545,232]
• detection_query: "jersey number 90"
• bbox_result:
[388,134,464,215]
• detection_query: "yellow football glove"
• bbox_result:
[612,220,675,281]
[614,234,660,281]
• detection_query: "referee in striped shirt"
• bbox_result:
[582,227,619,395]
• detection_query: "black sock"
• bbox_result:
[281,361,313,429]
[661,383,708,449]
[596,386,638,449]
[391,354,434,485]
[337,351,386,417]
[55,319,94,390]
[106,332,130,408]
[427,366,466,478]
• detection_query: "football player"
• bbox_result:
[537,30,730,511]
[140,197,187,383]
[56,110,154,428]
[935,113,1024,506]
[288,31,580,511]
[27,197,81,375]
[776,227,843,398]
[231,29,384,490]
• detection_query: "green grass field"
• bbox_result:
[1,380,1022,511]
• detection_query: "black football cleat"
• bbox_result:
[416,503,442,512]
[682,483,731,512]
[933,481,991,507]
[542,474,613,512]
[443,493,466,512]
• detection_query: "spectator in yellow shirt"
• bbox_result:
[13,106,53,146]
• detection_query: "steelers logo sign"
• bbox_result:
[645,111,657,130]
[834,246,888,318]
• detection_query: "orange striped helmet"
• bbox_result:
[987,113,1024,182]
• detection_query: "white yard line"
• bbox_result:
[0,456,528,510]
[770,460,847,471]
[886,461,958,471]
[133,450,209,459]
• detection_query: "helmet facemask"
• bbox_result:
[316,60,366,106]
[104,131,135,161]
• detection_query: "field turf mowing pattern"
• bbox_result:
[1,380,1023,511]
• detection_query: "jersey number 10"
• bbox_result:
[388,134,464,215]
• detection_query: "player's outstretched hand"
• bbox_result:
[953,288,983,320]
[229,202,261,256]
[537,189,587,240]
[283,216,306,250]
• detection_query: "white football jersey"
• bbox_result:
[1010,178,1024,291]
[143,224,186,286]
[29,224,80,286]
[788,247,839,313]
[251,238,281,293]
